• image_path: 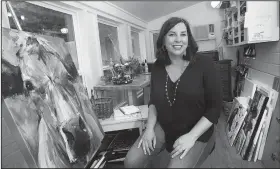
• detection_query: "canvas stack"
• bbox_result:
[226,79,278,162]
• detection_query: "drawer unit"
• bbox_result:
[215,60,233,102]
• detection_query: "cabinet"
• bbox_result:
[215,60,233,102]
[223,1,279,46]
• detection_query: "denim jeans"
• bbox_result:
[124,122,215,168]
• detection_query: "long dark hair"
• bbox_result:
[155,17,198,66]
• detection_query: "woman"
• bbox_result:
[124,17,222,168]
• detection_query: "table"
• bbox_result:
[94,74,151,106]
[99,105,148,135]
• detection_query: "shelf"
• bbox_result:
[223,1,279,47]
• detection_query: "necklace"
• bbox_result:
[165,74,180,107]
[165,61,189,107]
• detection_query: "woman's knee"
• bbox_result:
[124,153,138,168]
[124,137,146,168]
[124,146,149,168]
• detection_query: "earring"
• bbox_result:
[162,46,167,52]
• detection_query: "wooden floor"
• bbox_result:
[105,112,265,168]
[200,112,264,168]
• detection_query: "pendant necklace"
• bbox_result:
[165,61,189,107]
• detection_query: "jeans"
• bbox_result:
[124,122,215,168]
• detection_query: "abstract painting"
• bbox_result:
[1,28,104,168]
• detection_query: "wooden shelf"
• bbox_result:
[223,0,279,46]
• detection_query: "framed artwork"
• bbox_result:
[1,28,104,168]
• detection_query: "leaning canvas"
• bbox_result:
[1,28,104,168]
[226,101,248,146]
[240,87,269,159]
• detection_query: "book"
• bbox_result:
[119,105,140,115]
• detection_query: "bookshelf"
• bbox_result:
[223,1,279,46]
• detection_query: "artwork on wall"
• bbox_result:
[1,28,104,168]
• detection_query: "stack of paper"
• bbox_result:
[119,105,140,115]
[113,109,140,120]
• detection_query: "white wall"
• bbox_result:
[147,1,224,53]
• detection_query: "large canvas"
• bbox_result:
[1,28,104,168]
[239,88,269,159]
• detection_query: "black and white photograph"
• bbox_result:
[1,1,280,168]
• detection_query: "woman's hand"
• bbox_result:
[171,133,197,159]
[137,128,156,155]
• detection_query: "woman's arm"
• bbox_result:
[145,104,157,131]
[138,63,158,154]
[188,116,213,140]
[171,117,213,159]
[146,62,158,131]
[189,57,222,138]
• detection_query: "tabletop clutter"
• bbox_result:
[101,57,148,85]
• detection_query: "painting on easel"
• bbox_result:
[1,27,104,168]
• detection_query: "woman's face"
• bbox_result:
[164,22,188,57]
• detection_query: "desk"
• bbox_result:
[99,105,148,135]
[94,74,151,106]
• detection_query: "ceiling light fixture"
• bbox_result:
[60,28,68,34]
[211,1,222,8]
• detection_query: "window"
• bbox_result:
[5,1,79,70]
[153,32,159,59]
[98,22,120,67]
[131,30,140,59]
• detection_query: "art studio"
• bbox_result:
[1,1,280,168]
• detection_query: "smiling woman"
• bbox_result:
[124,17,222,168]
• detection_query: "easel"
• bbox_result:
[5,1,22,31]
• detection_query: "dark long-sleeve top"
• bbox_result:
[148,54,222,152]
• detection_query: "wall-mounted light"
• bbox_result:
[211,1,230,9]
[211,1,222,8]
[7,12,12,17]
[20,15,25,20]
[60,28,68,34]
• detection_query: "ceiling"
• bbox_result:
[109,1,202,22]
